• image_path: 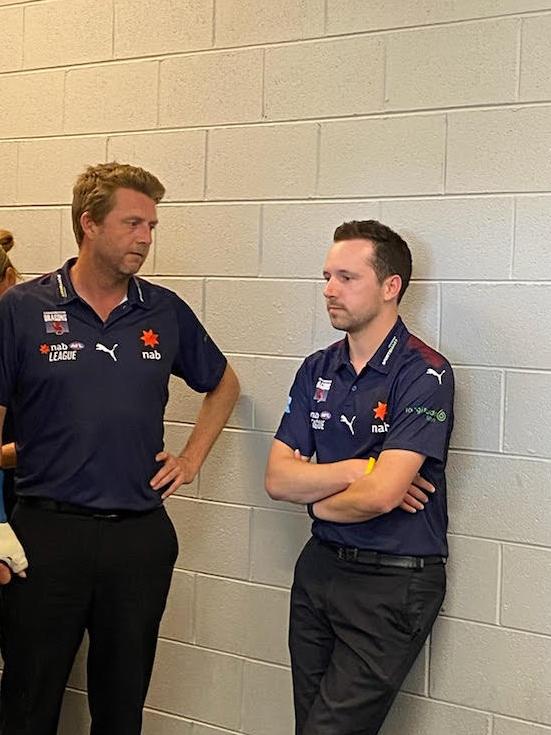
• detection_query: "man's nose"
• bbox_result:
[324,277,336,298]
[138,223,153,245]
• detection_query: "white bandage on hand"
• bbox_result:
[0,523,28,574]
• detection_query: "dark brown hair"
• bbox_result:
[333,219,412,303]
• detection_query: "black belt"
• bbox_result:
[320,541,445,569]
[17,496,157,521]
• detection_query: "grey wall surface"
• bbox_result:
[1,1,550,733]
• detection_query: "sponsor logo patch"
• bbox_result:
[405,406,447,423]
[310,411,326,430]
[39,342,77,362]
[371,401,389,433]
[140,329,161,360]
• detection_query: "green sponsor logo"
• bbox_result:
[405,406,447,423]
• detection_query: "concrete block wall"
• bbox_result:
[1,1,551,733]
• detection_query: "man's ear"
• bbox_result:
[4,267,16,289]
[384,274,402,303]
[80,211,98,240]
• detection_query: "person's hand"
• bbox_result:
[0,523,28,583]
[399,474,435,513]
[150,453,198,500]
[0,562,12,585]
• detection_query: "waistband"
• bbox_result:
[318,540,446,569]
[16,496,159,521]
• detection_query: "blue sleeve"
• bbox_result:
[274,360,315,458]
[383,361,455,462]
[0,472,6,523]
[0,294,17,407]
[170,295,227,393]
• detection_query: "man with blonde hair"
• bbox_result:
[0,162,239,735]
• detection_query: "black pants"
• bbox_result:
[0,502,178,735]
[289,537,446,735]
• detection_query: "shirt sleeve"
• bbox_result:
[274,360,315,458]
[382,360,455,462]
[0,294,18,408]
[170,295,227,393]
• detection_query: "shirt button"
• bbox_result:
[351,385,357,392]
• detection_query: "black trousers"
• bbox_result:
[289,537,446,735]
[0,502,178,735]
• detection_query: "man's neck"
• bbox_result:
[347,310,399,374]
[70,254,130,322]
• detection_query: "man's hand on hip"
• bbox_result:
[0,523,28,584]
[150,452,198,500]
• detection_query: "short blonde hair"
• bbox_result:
[72,162,166,245]
[0,229,21,280]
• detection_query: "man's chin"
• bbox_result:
[120,260,144,276]
[328,315,348,332]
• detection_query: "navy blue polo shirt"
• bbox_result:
[0,259,227,511]
[275,318,454,556]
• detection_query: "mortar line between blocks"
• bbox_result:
[515,18,523,102]
[496,543,503,626]
[499,370,506,453]
[509,197,517,279]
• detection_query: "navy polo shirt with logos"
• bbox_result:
[0,259,227,511]
[275,318,454,556]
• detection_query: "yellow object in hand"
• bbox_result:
[365,457,376,475]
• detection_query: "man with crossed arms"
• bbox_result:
[266,220,454,735]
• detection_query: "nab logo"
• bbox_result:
[372,401,389,433]
[143,349,161,361]
[140,329,161,361]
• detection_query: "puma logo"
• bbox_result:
[426,368,445,385]
[340,415,356,436]
[96,343,119,362]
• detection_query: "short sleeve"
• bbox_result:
[382,361,455,462]
[274,360,315,458]
[0,294,18,408]
[170,295,227,393]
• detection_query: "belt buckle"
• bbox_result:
[93,512,120,520]
[339,547,358,562]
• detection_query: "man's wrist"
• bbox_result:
[177,453,201,478]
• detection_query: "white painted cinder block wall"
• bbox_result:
[1,1,550,733]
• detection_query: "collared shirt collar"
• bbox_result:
[54,258,150,309]
[329,317,409,375]
[368,317,409,374]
